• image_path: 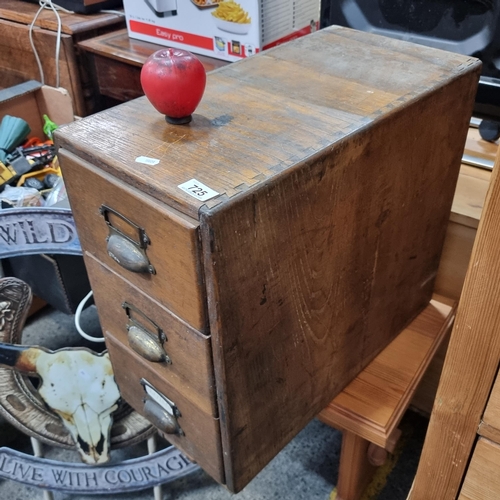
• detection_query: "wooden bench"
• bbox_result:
[318,295,456,500]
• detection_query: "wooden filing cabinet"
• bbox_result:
[55,27,480,492]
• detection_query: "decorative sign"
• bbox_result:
[0,208,81,258]
[0,446,198,494]
[178,179,219,201]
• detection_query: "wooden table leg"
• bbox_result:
[336,431,378,500]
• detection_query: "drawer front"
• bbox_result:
[85,254,217,416]
[106,333,224,484]
[59,148,207,332]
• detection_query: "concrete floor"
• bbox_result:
[0,305,428,500]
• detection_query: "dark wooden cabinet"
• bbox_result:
[78,29,228,107]
[0,0,124,116]
[55,27,480,492]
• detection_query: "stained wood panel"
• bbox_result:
[0,0,124,116]
[55,27,480,221]
[201,71,477,489]
[78,28,227,70]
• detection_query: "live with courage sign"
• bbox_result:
[0,208,82,258]
[0,446,198,493]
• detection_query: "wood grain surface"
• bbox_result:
[464,127,498,163]
[200,67,478,491]
[458,438,500,500]
[408,145,500,499]
[77,29,228,104]
[479,373,500,444]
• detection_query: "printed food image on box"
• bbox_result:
[123,0,320,62]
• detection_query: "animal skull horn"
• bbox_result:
[0,342,120,465]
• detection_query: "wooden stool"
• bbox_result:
[318,295,456,500]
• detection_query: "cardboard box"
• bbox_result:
[123,0,321,62]
[0,81,74,140]
[0,81,91,315]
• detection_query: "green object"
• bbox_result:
[43,114,58,140]
[0,115,31,163]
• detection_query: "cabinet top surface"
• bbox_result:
[56,26,480,220]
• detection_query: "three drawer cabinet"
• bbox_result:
[55,27,480,492]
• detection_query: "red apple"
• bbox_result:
[140,48,207,125]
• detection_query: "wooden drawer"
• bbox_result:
[84,254,216,416]
[106,332,224,484]
[59,148,207,332]
[459,438,500,499]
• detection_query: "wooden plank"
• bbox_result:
[451,164,492,228]
[318,296,455,450]
[408,140,500,499]
[0,0,123,35]
[479,372,500,443]
[93,54,144,101]
[0,19,85,117]
[463,127,498,164]
[433,220,478,301]
[415,135,495,414]
[458,438,500,500]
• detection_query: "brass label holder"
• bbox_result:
[122,302,171,364]
[100,205,155,275]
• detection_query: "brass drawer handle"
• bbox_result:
[123,302,171,364]
[100,205,155,275]
[141,379,183,435]
[143,398,180,435]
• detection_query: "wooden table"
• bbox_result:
[319,295,456,500]
[78,29,228,109]
[0,0,124,116]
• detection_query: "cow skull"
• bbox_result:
[0,343,120,464]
